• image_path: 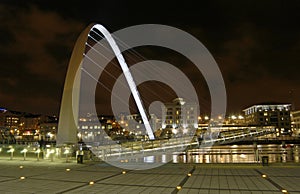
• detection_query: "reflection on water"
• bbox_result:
[173,144,300,163]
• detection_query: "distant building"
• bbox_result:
[40,116,58,142]
[126,113,158,135]
[243,103,292,136]
[291,110,300,137]
[0,108,42,142]
[224,114,246,125]
[162,98,198,136]
[0,109,21,133]
[77,114,109,143]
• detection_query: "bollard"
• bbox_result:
[262,156,269,166]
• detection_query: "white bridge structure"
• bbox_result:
[87,126,275,161]
[56,24,156,146]
[55,23,274,168]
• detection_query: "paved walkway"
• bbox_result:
[0,158,299,194]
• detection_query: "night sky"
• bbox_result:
[0,0,300,116]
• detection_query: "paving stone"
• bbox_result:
[0,159,299,193]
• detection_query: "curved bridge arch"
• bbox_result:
[56,24,154,145]
[56,24,93,146]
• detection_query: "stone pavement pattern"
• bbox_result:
[0,159,299,194]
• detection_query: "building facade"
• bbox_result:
[126,114,157,138]
[291,110,300,137]
[162,98,198,136]
[243,103,291,136]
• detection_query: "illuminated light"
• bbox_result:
[231,115,237,120]
[64,149,70,154]
[281,189,288,193]
[172,128,178,134]
[187,173,192,177]
[262,174,267,178]
[204,116,209,120]
[89,181,94,185]
[220,157,224,163]
[21,149,28,153]
[122,171,126,174]
[47,132,54,139]
[19,166,23,169]
[66,168,71,172]
[20,176,25,180]
[176,186,182,190]
[240,154,247,159]
[7,148,14,153]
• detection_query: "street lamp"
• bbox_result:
[64,149,70,163]
[7,147,14,160]
[49,149,55,162]
[238,115,244,119]
[35,149,41,161]
[20,148,28,161]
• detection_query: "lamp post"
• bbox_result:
[35,149,41,161]
[49,149,55,162]
[7,147,14,160]
[21,148,28,161]
[64,149,70,163]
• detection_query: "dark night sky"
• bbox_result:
[0,0,300,116]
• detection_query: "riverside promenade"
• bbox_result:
[0,158,299,194]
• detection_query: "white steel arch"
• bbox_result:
[56,24,154,146]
